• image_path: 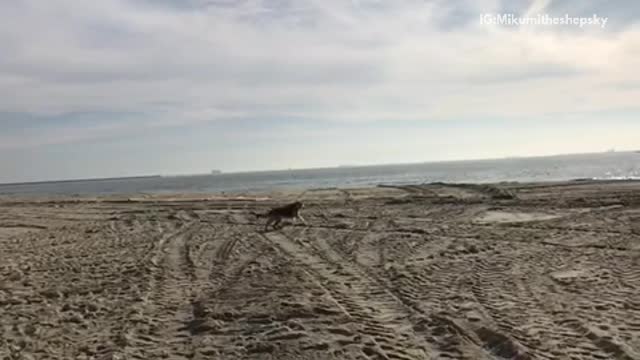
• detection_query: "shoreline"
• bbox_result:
[2,178,640,202]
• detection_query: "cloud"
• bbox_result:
[0,0,639,148]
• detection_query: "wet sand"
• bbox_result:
[1,181,640,359]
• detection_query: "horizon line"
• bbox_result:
[1,149,637,187]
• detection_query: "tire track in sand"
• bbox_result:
[187,227,271,358]
[120,220,202,359]
[468,247,633,360]
[262,229,432,360]
[316,226,495,359]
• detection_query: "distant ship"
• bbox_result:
[211,170,222,175]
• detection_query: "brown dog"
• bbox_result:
[258,201,306,231]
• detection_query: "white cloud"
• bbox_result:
[0,0,639,138]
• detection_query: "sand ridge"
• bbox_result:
[1,181,640,359]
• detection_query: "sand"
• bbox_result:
[1,180,640,359]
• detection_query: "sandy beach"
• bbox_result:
[1,180,640,359]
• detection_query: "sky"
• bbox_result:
[1,0,640,183]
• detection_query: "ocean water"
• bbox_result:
[2,152,639,196]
